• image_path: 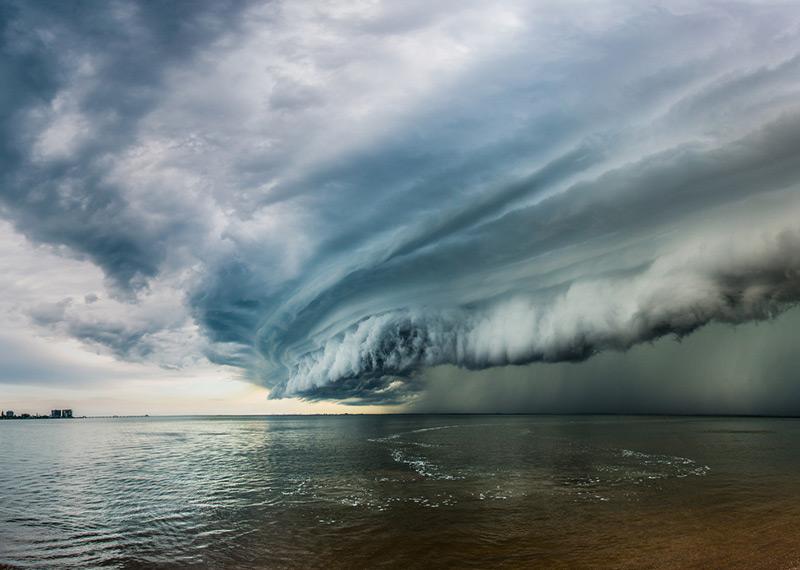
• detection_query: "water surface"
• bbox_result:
[1,415,799,568]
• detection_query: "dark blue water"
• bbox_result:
[1,415,799,568]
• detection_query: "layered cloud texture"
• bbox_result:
[2,0,800,402]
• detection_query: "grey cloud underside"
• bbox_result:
[260,112,800,400]
[0,0,248,290]
[412,306,800,416]
[3,1,800,403]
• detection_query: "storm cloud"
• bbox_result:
[2,0,800,404]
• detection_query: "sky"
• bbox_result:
[1,0,800,416]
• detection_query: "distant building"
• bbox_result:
[62,409,73,419]
[51,409,62,418]
[4,410,13,418]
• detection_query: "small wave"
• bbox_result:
[390,450,461,480]
[620,449,710,477]
[368,424,464,444]
[409,425,463,434]
[475,486,515,501]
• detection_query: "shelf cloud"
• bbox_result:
[2,0,800,404]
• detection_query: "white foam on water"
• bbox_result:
[389,449,462,480]
[620,449,711,479]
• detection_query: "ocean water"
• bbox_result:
[1,415,800,569]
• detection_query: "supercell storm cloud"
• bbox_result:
[3,0,800,402]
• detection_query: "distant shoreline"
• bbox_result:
[0,416,82,421]
[2,413,799,420]
[0,415,148,420]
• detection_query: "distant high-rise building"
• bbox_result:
[62,409,73,418]
[4,410,13,418]
[51,409,62,418]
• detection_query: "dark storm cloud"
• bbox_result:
[0,0,248,289]
[410,307,800,416]
[3,1,800,405]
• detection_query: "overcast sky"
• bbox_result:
[2,0,800,415]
